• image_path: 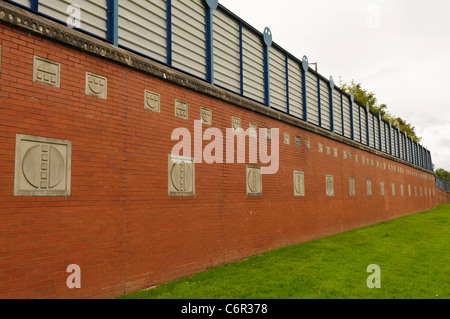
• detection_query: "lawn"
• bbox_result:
[120,204,450,299]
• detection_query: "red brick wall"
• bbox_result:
[0,21,448,299]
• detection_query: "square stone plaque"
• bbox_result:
[144,90,161,113]
[201,107,212,125]
[284,133,290,145]
[33,56,61,88]
[175,100,188,120]
[14,134,72,196]
[232,117,241,132]
[86,72,107,99]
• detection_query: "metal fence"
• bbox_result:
[7,0,434,173]
[436,178,450,192]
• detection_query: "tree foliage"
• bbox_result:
[435,168,450,183]
[339,79,421,142]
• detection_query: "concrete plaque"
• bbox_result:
[284,133,290,145]
[232,117,241,131]
[201,107,212,125]
[367,180,373,196]
[86,72,107,99]
[144,90,161,113]
[33,56,61,88]
[175,100,188,120]
[264,127,272,140]
[168,155,195,197]
[295,136,301,148]
[294,171,305,197]
[249,122,258,137]
[305,139,310,150]
[14,134,71,196]
[349,178,355,197]
[247,165,262,196]
[326,175,334,197]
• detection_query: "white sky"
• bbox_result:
[220,0,450,171]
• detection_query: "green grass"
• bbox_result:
[120,204,450,299]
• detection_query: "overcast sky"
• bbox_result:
[220,0,450,171]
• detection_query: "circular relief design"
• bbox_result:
[326,177,334,195]
[22,145,65,189]
[247,169,260,193]
[294,174,303,194]
[171,162,192,192]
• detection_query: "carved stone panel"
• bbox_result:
[305,139,310,150]
[284,133,290,145]
[326,175,334,197]
[232,117,241,131]
[247,165,262,196]
[14,134,72,196]
[201,107,212,125]
[295,136,301,148]
[168,155,195,197]
[86,72,107,99]
[249,122,258,137]
[333,147,338,158]
[392,183,396,196]
[349,178,356,197]
[380,182,385,196]
[318,143,323,153]
[326,146,331,156]
[294,171,305,197]
[367,180,373,196]
[33,56,61,88]
[175,100,188,120]
[264,127,272,140]
[144,90,161,113]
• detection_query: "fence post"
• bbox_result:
[166,0,172,66]
[329,76,334,132]
[263,27,272,107]
[107,0,118,46]
[350,92,354,140]
[31,0,38,11]
[317,75,322,127]
[365,103,370,146]
[378,113,382,151]
[205,0,218,85]
[302,56,308,122]
[340,91,344,136]
[285,53,290,114]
